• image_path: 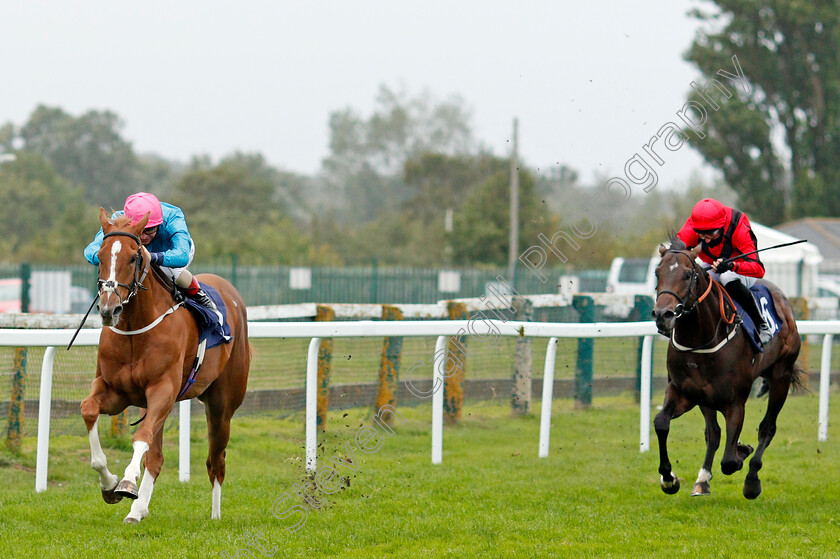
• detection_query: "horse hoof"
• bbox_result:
[101,487,123,504]
[691,482,711,496]
[720,460,742,475]
[660,474,680,495]
[123,516,140,524]
[743,478,762,500]
[115,479,139,500]
[737,443,754,461]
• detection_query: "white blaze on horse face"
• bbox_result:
[108,240,122,285]
[669,263,679,271]
[100,240,123,310]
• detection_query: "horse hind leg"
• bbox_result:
[743,371,792,500]
[124,424,165,524]
[719,401,748,475]
[204,404,234,520]
[692,407,720,496]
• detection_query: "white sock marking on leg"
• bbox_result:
[125,471,156,522]
[211,479,222,520]
[88,418,118,490]
[123,441,150,484]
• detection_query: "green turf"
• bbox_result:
[0,389,838,558]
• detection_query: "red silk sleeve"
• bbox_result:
[730,216,765,278]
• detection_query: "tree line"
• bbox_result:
[1,2,834,268]
[0,94,724,269]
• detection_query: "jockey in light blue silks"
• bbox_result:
[84,192,217,312]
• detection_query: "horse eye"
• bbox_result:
[683,271,691,280]
[129,255,137,263]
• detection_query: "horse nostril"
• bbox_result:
[112,305,123,317]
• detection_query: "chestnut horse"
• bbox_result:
[651,236,801,499]
[81,209,250,523]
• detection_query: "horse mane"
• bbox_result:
[667,230,686,251]
[110,214,136,229]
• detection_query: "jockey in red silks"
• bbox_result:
[84,192,218,313]
[677,198,773,346]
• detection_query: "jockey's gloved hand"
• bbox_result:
[150,252,164,265]
[714,259,733,273]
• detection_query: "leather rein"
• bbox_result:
[655,250,739,353]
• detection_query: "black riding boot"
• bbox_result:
[178,285,218,313]
[724,280,772,346]
[190,288,218,313]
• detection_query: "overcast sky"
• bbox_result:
[0,0,717,187]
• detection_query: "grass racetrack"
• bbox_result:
[0,391,838,558]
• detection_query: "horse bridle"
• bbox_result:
[98,231,150,305]
[655,249,701,319]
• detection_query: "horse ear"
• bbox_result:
[129,212,150,235]
[689,245,702,259]
[658,243,668,256]
[99,208,113,232]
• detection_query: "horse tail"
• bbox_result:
[788,363,806,393]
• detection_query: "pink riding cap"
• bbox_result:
[124,192,163,228]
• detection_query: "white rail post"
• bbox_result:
[819,334,832,442]
[639,335,654,452]
[179,399,191,482]
[305,338,321,473]
[538,338,558,458]
[431,335,447,465]
[35,346,56,492]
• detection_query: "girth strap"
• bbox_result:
[177,339,207,400]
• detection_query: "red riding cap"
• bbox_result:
[691,198,726,231]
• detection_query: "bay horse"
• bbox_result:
[651,235,801,499]
[81,208,251,523]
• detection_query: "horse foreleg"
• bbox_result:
[84,416,121,503]
[743,374,791,499]
[81,380,127,504]
[125,423,165,523]
[692,406,720,496]
[116,440,149,500]
[117,381,176,502]
[720,402,747,475]
[654,386,695,495]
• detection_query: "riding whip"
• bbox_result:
[67,293,99,350]
[721,239,808,265]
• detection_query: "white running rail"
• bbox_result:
[2,319,835,491]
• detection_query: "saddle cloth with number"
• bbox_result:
[731,283,782,352]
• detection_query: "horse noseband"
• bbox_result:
[655,250,701,318]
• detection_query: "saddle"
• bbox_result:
[148,264,232,399]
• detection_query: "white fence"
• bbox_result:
[1,319,836,492]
